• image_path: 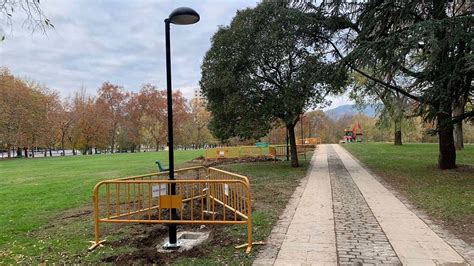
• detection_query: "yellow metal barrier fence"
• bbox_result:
[270,144,316,159]
[205,146,269,160]
[297,137,322,145]
[89,167,253,253]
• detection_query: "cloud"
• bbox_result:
[0,0,352,110]
[0,0,258,99]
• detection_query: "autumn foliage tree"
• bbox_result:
[0,68,62,158]
[70,89,107,155]
[138,84,167,151]
[96,82,127,153]
[1,68,211,158]
[187,97,214,147]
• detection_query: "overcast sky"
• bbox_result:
[0,0,351,110]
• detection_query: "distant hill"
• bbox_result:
[324,104,377,120]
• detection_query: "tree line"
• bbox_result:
[0,67,215,158]
[265,110,474,145]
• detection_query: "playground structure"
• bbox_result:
[342,122,363,143]
[204,144,316,160]
[89,166,254,253]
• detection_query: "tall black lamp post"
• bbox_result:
[300,114,305,144]
[164,7,200,249]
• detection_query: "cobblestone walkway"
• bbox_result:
[254,144,469,266]
[327,146,400,264]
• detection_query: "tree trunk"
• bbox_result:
[17,147,22,157]
[452,103,464,150]
[286,129,290,161]
[394,117,402,145]
[111,131,115,154]
[287,124,299,168]
[49,148,52,157]
[437,113,456,169]
[44,149,47,157]
[23,147,28,158]
[61,135,66,156]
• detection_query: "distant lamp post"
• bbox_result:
[300,114,305,144]
[286,128,289,161]
[164,7,200,249]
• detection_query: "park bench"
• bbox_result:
[155,160,169,172]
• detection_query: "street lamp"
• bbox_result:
[300,114,305,145]
[164,7,200,249]
[286,128,289,161]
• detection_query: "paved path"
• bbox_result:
[254,144,469,265]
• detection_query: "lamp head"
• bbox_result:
[168,7,200,25]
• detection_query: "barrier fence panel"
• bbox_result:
[90,167,253,253]
[204,146,270,160]
[297,137,321,145]
[205,147,240,159]
[204,145,317,160]
[271,145,288,157]
[269,144,316,159]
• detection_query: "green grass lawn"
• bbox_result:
[0,150,312,263]
[343,143,474,243]
[0,150,203,263]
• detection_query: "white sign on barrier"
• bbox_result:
[152,184,167,197]
[224,183,229,196]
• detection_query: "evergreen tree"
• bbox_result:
[301,0,473,169]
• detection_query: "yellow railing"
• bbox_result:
[297,137,321,145]
[89,167,253,253]
[270,144,316,160]
[204,144,315,160]
[205,146,269,160]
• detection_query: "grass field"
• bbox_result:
[344,143,474,244]
[0,150,203,263]
[0,150,312,263]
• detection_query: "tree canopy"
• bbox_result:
[201,2,345,167]
[299,0,473,169]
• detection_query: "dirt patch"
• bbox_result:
[437,215,474,246]
[56,205,94,220]
[102,223,243,264]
